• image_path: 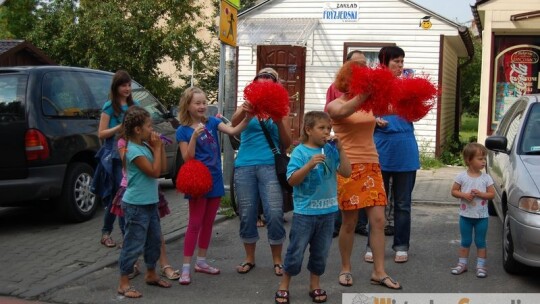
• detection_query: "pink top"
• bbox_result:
[117,138,128,187]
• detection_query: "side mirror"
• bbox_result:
[485,135,509,154]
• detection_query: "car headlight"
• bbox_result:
[518,197,540,213]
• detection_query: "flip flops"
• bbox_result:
[145,279,172,288]
[100,234,116,248]
[275,290,289,304]
[394,251,408,263]
[236,262,256,274]
[370,276,402,290]
[309,289,327,303]
[117,286,142,298]
[338,272,353,287]
[274,264,284,276]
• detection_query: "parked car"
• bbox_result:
[485,94,540,274]
[0,66,181,222]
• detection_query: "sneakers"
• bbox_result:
[179,272,191,285]
[451,263,468,275]
[194,264,220,275]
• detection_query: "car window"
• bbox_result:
[41,72,98,117]
[0,74,26,122]
[82,72,113,114]
[521,103,540,153]
[504,111,523,150]
[131,82,166,123]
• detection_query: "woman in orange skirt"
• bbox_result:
[326,61,402,290]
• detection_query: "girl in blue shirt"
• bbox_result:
[175,87,252,285]
[117,106,171,298]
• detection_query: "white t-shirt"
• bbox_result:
[454,171,494,219]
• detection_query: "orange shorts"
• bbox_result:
[337,163,387,211]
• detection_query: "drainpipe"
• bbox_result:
[455,26,475,140]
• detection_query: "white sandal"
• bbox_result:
[364,251,373,263]
[451,263,468,275]
[476,267,487,278]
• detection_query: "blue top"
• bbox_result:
[235,118,280,167]
[101,100,140,128]
[176,116,224,198]
[123,142,158,205]
[286,143,340,215]
[374,115,420,172]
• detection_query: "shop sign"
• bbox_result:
[322,2,360,23]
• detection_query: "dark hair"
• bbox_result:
[378,46,405,67]
[462,142,487,166]
[301,111,331,143]
[346,50,364,61]
[123,105,150,141]
[110,70,135,117]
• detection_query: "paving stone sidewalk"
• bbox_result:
[0,166,462,300]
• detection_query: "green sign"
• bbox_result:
[225,0,240,9]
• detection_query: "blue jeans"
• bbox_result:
[382,170,416,251]
[102,159,125,236]
[234,165,286,245]
[118,203,161,276]
[283,213,334,276]
[459,216,488,249]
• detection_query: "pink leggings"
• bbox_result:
[183,197,221,257]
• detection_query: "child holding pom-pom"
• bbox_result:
[175,87,253,285]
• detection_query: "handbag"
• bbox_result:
[259,121,294,212]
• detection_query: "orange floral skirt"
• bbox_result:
[337,163,387,210]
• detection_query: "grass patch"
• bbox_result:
[460,114,478,143]
[218,195,237,218]
[420,153,444,169]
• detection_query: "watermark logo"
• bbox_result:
[343,293,538,304]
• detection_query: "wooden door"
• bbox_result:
[257,45,306,143]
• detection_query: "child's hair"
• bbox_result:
[300,111,331,143]
[123,105,151,141]
[109,70,135,117]
[462,142,488,166]
[378,46,405,67]
[178,86,208,126]
[334,60,367,93]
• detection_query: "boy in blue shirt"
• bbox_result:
[274,111,351,304]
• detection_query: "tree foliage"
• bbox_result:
[460,37,482,116]
[0,0,38,39]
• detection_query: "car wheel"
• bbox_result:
[502,213,524,274]
[56,162,99,223]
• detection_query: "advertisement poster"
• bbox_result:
[492,41,540,130]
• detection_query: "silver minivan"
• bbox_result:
[485,94,540,274]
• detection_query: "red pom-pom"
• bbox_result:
[349,65,399,116]
[243,81,289,121]
[176,160,213,198]
[393,77,438,121]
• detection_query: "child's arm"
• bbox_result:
[231,101,251,127]
[179,125,205,162]
[334,137,352,178]
[218,104,253,136]
[288,154,325,186]
[451,182,474,202]
[471,185,496,200]
[117,138,127,169]
[132,132,163,178]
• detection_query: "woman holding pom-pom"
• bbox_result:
[327,61,402,289]
[371,46,420,265]
[232,68,292,277]
[175,87,253,285]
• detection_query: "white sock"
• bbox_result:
[196,256,208,268]
[459,257,468,265]
[477,257,486,268]
[182,263,190,274]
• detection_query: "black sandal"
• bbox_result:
[236,262,255,274]
[309,289,327,303]
[274,264,284,276]
[275,290,289,304]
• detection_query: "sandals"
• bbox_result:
[394,251,408,263]
[370,276,402,290]
[309,289,327,303]
[275,290,289,304]
[274,264,284,276]
[100,234,116,248]
[338,272,353,287]
[364,251,373,263]
[476,267,488,278]
[146,278,172,288]
[160,265,180,280]
[127,263,140,279]
[117,286,142,298]
[451,263,468,275]
[194,263,220,275]
[236,262,256,274]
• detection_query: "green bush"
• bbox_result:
[440,134,465,166]
[218,195,237,218]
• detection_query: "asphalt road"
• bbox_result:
[4,206,538,304]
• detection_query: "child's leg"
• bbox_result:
[307,213,332,303]
[474,218,489,277]
[142,205,163,281]
[194,197,221,274]
[183,197,208,262]
[309,273,327,303]
[276,273,292,304]
[452,216,472,274]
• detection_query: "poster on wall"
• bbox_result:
[492,43,540,130]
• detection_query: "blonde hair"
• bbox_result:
[462,142,487,166]
[178,86,208,126]
[300,111,331,143]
